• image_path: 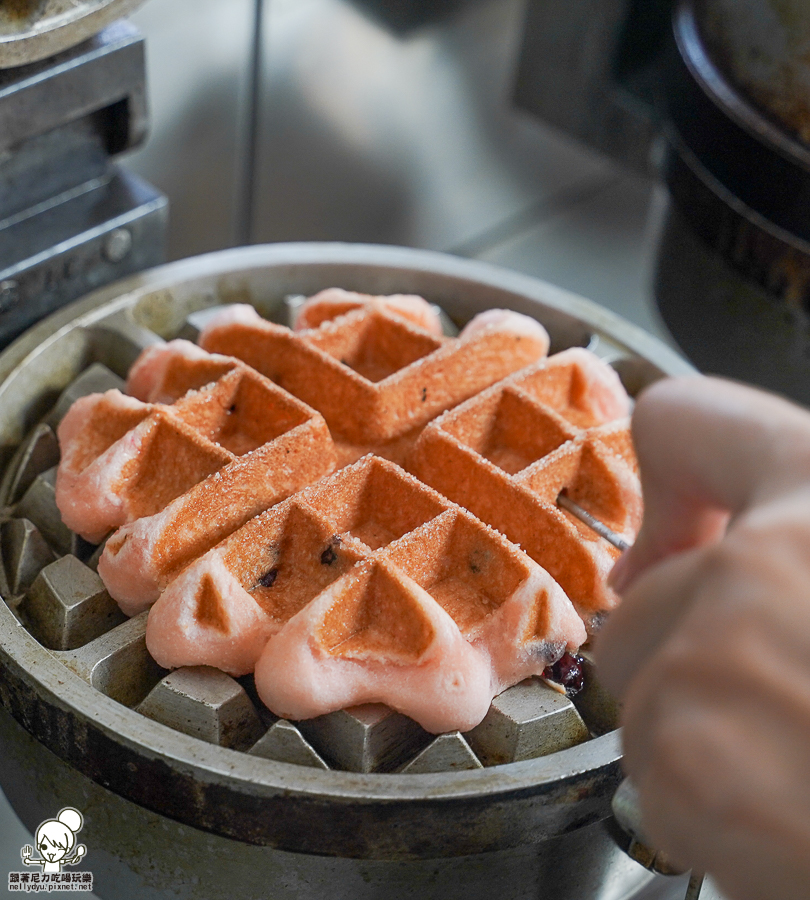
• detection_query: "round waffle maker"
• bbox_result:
[0,244,692,900]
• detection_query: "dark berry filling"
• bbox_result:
[543,652,585,696]
[257,568,278,588]
[320,538,341,566]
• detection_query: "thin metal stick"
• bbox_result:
[685,872,705,899]
[557,494,630,552]
[236,0,265,246]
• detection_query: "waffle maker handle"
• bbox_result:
[609,777,727,900]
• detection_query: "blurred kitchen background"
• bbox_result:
[118,0,673,342]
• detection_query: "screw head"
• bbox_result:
[0,279,19,311]
[103,228,133,264]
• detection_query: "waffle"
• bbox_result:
[410,348,641,630]
[46,290,637,738]
[146,455,586,733]
[198,300,550,465]
[56,353,335,615]
[69,299,550,619]
[292,287,444,335]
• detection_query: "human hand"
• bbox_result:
[21,844,33,865]
[595,376,810,900]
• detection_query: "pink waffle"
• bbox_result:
[292,287,444,335]
[146,456,586,733]
[197,301,550,465]
[54,290,640,735]
[56,352,335,615]
[409,348,640,629]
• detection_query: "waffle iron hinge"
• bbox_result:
[0,20,167,349]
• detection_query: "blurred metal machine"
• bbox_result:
[514,0,673,176]
[515,0,810,405]
[0,2,166,349]
[657,0,810,404]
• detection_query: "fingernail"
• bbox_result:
[608,551,632,594]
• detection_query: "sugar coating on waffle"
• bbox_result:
[52,290,640,736]
[293,287,444,335]
[409,347,640,630]
[56,298,550,620]
[197,300,550,463]
[56,349,336,615]
[146,455,587,733]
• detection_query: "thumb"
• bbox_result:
[609,376,810,594]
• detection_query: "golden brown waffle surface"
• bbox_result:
[410,348,641,630]
[198,300,550,465]
[54,292,640,733]
[57,347,336,615]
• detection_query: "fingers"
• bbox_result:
[598,378,810,899]
[619,614,810,900]
[594,543,710,699]
[612,376,810,593]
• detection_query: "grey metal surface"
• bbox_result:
[0,701,658,900]
[43,362,123,427]
[691,877,729,900]
[138,667,266,751]
[88,308,165,375]
[0,21,147,155]
[15,467,84,557]
[249,720,329,770]
[20,555,124,651]
[0,0,148,69]
[4,423,59,506]
[558,493,631,551]
[124,0,256,262]
[610,780,733,899]
[400,733,482,774]
[55,611,165,708]
[122,0,669,358]
[0,168,167,350]
[1,518,55,597]
[249,0,611,252]
[465,679,589,766]
[0,20,167,349]
[297,705,432,774]
[611,779,685,878]
[513,0,667,176]
[0,245,694,900]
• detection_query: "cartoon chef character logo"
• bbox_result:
[21,808,87,874]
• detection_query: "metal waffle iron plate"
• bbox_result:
[0,243,693,900]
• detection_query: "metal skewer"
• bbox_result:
[556,493,630,552]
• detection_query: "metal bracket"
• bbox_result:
[0,19,166,349]
[513,0,672,175]
[0,19,147,155]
